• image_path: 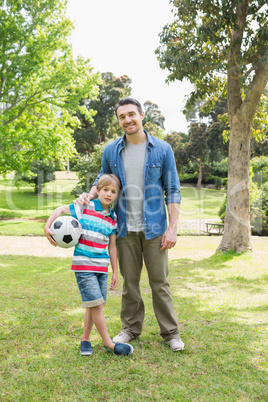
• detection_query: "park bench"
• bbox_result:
[203,222,225,235]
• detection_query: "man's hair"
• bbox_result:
[115,97,143,117]
[97,174,121,194]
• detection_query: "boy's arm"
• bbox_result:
[44,205,70,247]
[108,234,118,290]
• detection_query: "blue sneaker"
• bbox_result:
[105,343,134,356]
[80,340,93,356]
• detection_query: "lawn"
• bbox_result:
[0,173,226,236]
[0,172,78,235]
[0,236,267,401]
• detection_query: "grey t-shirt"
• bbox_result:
[122,140,146,232]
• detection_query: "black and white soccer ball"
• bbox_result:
[50,216,82,248]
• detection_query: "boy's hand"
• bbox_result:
[110,273,119,290]
[44,226,57,247]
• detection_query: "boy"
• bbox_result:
[44,174,133,356]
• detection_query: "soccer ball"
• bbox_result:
[50,216,82,248]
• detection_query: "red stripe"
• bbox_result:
[71,265,108,273]
[79,238,106,248]
[83,209,115,225]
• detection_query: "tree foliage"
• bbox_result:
[143,101,165,129]
[72,141,110,195]
[73,72,132,152]
[166,131,190,173]
[13,160,55,194]
[0,0,100,173]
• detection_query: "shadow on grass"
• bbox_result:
[170,250,268,294]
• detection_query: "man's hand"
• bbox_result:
[44,226,57,247]
[160,227,177,251]
[75,192,92,205]
[74,186,98,205]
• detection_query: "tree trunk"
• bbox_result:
[99,129,105,143]
[217,112,252,253]
[196,157,203,189]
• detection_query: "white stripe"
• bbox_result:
[82,229,108,241]
[73,255,109,265]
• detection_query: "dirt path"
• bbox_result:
[0,219,212,258]
[0,236,73,258]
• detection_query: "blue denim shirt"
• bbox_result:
[93,131,181,239]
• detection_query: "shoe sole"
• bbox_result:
[165,342,185,351]
[80,351,93,355]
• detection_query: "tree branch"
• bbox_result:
[242,59,268,121]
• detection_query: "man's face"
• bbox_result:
[116,104,145,136]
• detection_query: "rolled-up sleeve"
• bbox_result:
[162,145,181,205]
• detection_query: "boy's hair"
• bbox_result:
[115,97,143,118]
[96,174,121,194]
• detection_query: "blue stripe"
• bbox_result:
[69,204,78,220]
[74,248,110,259]
[80,219,114,237]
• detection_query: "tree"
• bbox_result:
[166,131,190,173]
[156,0,268,252]
[143,101,165,129]
[14,160,55,194]
[73,72,132,151]
[187,122,208,188]
[0,0,100,174]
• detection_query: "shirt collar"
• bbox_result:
[93,198,116,220]
[120,130,154,148]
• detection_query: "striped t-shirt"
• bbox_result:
[69,198,117,273]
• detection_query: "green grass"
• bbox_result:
[180,187,226,220]
[0,174,226,236]
[0,173,77,235]
[1,236,267,401]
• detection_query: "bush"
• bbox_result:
[214,177,223,190]
[251,156,268,186]
[180,172,226,188]
[218,173,268,234]
[218,195,227,222]
[210,159,228,178]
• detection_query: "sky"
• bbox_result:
[66,0,194,134]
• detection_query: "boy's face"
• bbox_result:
[97,183,118,209]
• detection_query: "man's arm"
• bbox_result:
[160,202,180,251]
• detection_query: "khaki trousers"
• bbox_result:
[116,232,180,341]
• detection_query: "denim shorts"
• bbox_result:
[75,272,107,308]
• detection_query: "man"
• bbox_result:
[77,98,184,351]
